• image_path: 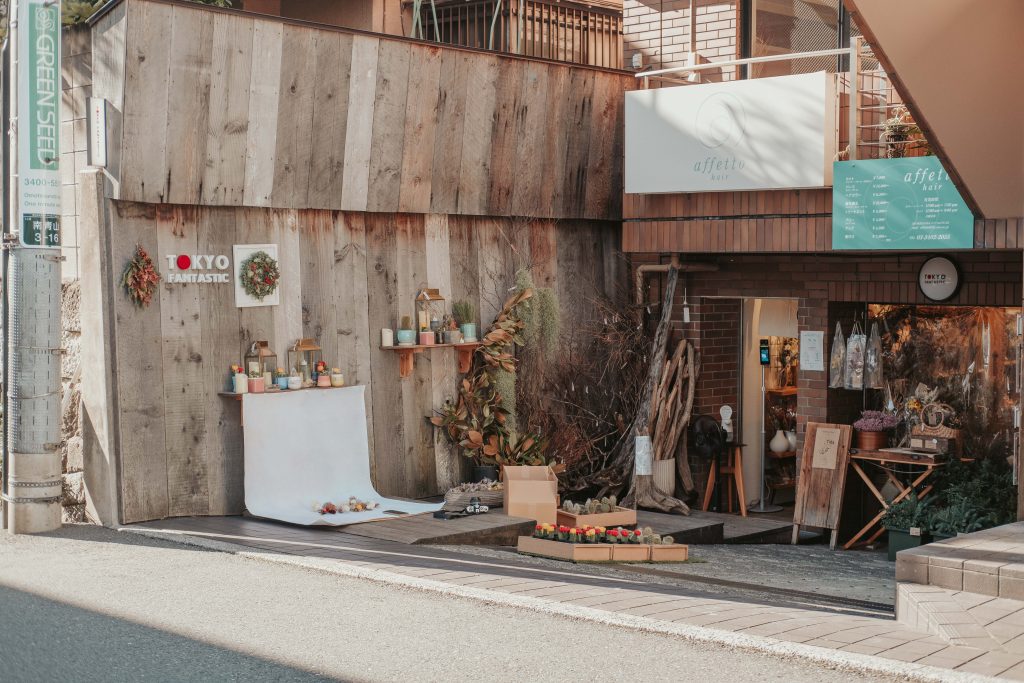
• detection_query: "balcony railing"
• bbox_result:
[409,0,623,69]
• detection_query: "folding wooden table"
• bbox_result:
[842,449,944,550]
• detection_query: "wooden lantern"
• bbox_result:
[288,338,322,382]
[415,288,445,332]
[244,341,278,378]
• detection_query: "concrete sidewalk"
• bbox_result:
[126,516,1024,681]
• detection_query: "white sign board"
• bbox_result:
[625,72,832,194]
[17,0,62,247]
[799,330,825,372]
[87,97,107,168]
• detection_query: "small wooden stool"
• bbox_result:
[702,444,747,517]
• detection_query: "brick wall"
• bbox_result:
[624,0,738,75]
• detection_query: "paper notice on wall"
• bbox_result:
[812,427,842,470]
[635,435,653,476]
[800,330,825,372]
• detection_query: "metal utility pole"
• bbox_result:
[2,0,63,534]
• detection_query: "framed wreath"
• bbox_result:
[121,244,161,308]
[239,250,280,301]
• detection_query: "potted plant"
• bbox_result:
[882,493,932,561]
[247,368,265,394]
[396,315,416,346]
[852,410,899,450]
[452,300,477,342]
[927,499,991,543]
[442,315,462,344]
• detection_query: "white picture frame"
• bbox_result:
[233,243,281,308]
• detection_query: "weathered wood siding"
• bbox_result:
[108,0,632,221]
[108,203,622,523]
[623,190,1024,253]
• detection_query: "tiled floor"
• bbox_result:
[130,515,1024,680]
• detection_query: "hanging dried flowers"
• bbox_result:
[239,250,280,301]
[121,244,161,308]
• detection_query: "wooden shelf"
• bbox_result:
[384,342,480,379]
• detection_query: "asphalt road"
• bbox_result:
[0,525,898,683]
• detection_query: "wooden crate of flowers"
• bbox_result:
[556,496,637,529]
[443,480,503,511]
[518,524,687,563]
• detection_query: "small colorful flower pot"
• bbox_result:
[317,374,331,388]
[330,373,345,387]
[460,323,478,342]
[418,332,435,346]
[287,376,302,390]
[248,377,265,394]
[233,373,249,394]
[276,376,289,390]
[396,329,416,346]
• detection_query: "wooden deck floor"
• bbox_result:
[636,510,793,545]
[336,512,535,546]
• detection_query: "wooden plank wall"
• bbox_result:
[622,189,1024,253]
[108,203,621,523]
[114,0,632,221]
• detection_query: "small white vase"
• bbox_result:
[770,429,790,454]
[785,430,798,451]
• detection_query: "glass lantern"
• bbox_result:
[415,288,445,333]
[288,338,322,383]
[244,341,278,379]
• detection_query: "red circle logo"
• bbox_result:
[176,254,191,270]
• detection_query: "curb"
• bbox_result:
[122,526,1000,683]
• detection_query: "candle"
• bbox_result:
[418,310,428,331]
[381,328,394,347]
[263,371,273,386]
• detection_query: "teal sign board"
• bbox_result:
[832,157,973,250]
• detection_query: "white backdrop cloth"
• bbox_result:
[242,385,441,526]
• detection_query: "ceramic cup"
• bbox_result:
[287,376,302,390]
[331,373,345,387]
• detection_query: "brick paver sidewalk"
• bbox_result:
[129,516,1024,681]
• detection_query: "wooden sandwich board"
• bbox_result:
[792,422,853,549]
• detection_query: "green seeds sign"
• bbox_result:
[18,0,62,248]
[832,157,973,250]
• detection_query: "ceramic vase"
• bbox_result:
[248,377,265,394]
[785,430,798,451]
[287,376,302,390]
[769,429,790,454]
[233,372,248,394]
[460,323,478,342]
[396,329,416,346]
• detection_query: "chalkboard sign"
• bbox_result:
[792,422,852,549]
[832,158,973,250]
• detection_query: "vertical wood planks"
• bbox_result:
[242,20,283,207]
[164,7,214,205]
[457,54,500,215]
[511,62,549,217]
[120,0,173,202]
[430,51,470,213]
[270,26,318,209]
[340,35,380,212]
[157,206,209,516]
[203,13,255,206]
[366,41,412,213]
[307,33,352,207]
[397,45,442,214]
[111,202,169,522]
[486,62,524,217]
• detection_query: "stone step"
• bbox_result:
[898,583,1024,653]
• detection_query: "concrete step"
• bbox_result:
[898,583,1024,653]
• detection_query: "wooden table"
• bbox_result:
[843,449,945,550]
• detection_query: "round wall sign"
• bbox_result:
[918,256,961,302]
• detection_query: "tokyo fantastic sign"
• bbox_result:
[18,0,62,248]
[165,254,231,283]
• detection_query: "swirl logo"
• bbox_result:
[694,92,747,149]
[35,6,55,32]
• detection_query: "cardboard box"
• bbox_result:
[516,536,612,562]
[610,544,651,562]
[556,506,637,529]
[650,544,689,562]
[503,465,558,525]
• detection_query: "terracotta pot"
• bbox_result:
[855,429,889,451]
[248,377,265,394]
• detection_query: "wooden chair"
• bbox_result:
[702,444,747,517]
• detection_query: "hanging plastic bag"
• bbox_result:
[829,322,846,388]
[844,322,866,390]
[864,322,884,389]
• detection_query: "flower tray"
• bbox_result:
[555,506,637,529]
[516,536,612,562]
[610,544,650,562]
[649,544,689,562]
[443,489,504,512]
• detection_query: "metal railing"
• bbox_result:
[413,0,623,69]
